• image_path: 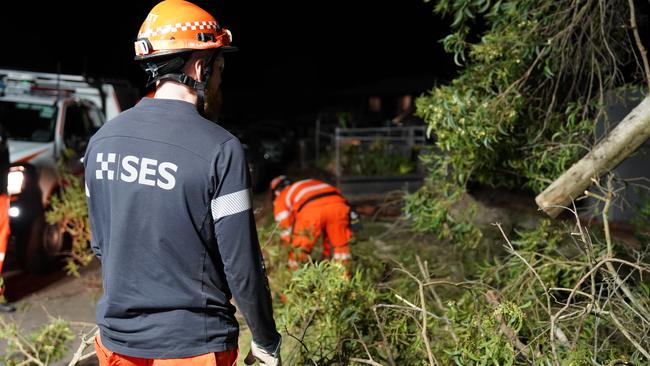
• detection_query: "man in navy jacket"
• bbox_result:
[84,1,281,364]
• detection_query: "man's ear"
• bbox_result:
[193,58,206,82]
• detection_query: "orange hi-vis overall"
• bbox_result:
[273,179,352,269]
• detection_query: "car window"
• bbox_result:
[0,101,57,142]
[86,105,104,130]
[63,104,93,153]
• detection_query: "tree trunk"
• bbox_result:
[535,96,650,218]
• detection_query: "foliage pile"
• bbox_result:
[339,141,417,176]
[445,215,650,364]
[46,167,93,276]
[406,0,648,248]
[404,156,483,248]
[278,261,382,364]
[263,221,436,365]
[4,206,648,365]
[0,317,74,366]
[397,0,650,360]
[274,205,649,364]
[318,140,419,177]
[416,0,641,192]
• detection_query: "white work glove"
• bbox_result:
[244,339,281,366]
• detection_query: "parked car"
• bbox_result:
[249,120,296,164]
[209,119,296,193]
[235,120,296,192]
[0,69,125,272]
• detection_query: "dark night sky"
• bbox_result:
[1,0,455,120]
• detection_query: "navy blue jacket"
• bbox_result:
[84,98,280,358]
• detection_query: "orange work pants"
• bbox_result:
[289,200,351,269]
[94,336,238,366]
[0,193,10,274]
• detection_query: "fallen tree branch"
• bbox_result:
[67,328,99,366]
[609,308,650,359]
[586,180,650,321]
[283,325,319,366]
[494,222,558,365]
[392,260,438,366]
[485,291,541,359]
[371,306,396,366]
[350,357,386,366]
[628,0,650,91]
[535,97,650,218]
[352,323,383,366]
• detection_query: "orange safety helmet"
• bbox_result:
[134,0,235,60]
[270,175,291,192]
[134,0,236,116]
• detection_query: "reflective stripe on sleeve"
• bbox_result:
[211,189,252,220]
[275,210,290,222]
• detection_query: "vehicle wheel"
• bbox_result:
[16,212,47,273]
[16,211,71,274]
[43,218,72,265]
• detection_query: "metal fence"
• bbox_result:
[315,122,429,191]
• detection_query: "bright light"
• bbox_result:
[7,170,25,195]
[8,206,19,218]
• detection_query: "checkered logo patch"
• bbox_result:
[139,21,218,38]
[96,153,117,180]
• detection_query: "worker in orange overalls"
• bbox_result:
[0,123,15,312]
[270,176,352,270]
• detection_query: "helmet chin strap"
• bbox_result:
[143,50,218,117]
[195,50,218,117]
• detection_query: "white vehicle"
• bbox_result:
[0,69,128,272]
